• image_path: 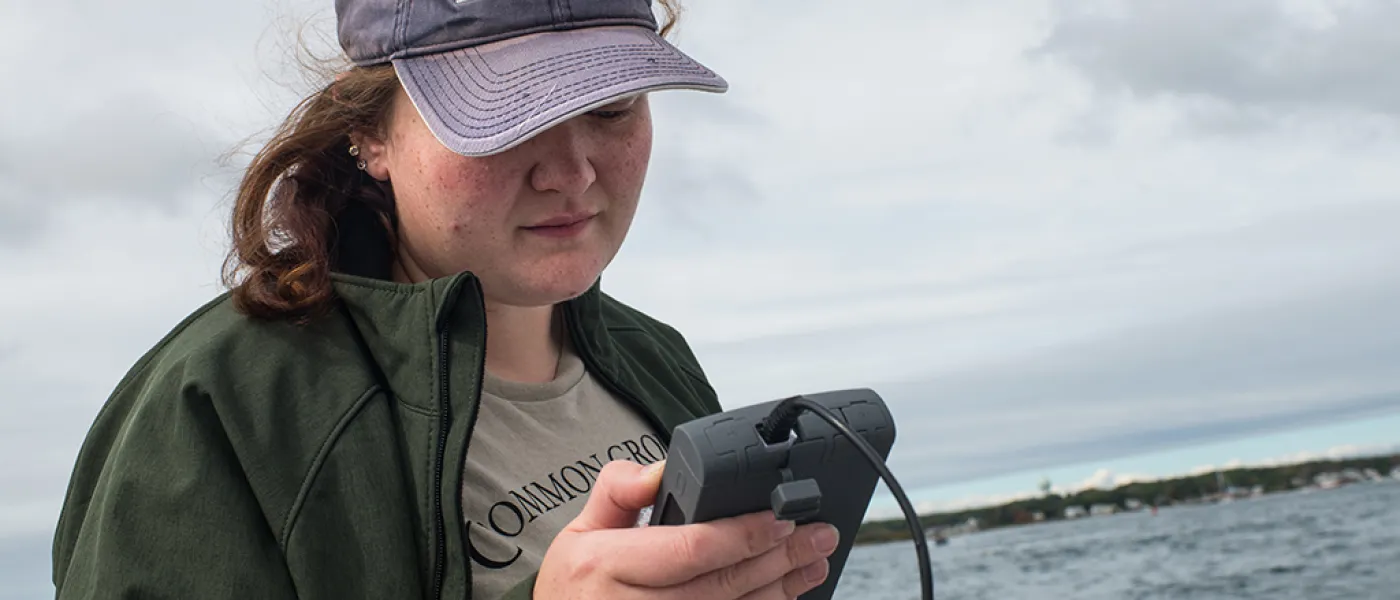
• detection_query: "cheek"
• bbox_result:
[612,125,654,195]
[629,123,654,173]
[404,152,515,234]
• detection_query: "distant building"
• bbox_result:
[1064,506,1087,519]
[1314,472,1344,489]
[1124,498,1144,511]
[925,516,982,539]
[1089,503,1118,517]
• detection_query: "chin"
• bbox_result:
[491,272,603,308]
[493,282,594,308]
[483,252,615,307]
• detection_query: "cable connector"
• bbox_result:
[757,396,806,445]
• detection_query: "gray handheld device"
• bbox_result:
[649,388,897,600]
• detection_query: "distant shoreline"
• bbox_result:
[853,452,1400,547]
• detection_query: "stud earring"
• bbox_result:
[349,145,366,170]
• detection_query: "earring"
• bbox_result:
[349,145,366,170]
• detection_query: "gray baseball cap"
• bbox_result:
[334,0,728,156]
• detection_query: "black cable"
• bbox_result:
[760,397,934,600]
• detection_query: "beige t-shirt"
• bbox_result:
[462,344,665,600]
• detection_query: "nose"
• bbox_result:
[527,118,597,198]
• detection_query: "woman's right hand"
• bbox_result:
[535,460,839,600]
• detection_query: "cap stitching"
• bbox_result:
[444,78,725,156]
[466,39,667,81]
[431,43,683,101]
[416,59,713,133]
[411,44,678,112]
[430,53,712,126]
[462,45,680,91]
[393,0,408,59]
[550,0,565,28]
[412,45,698,117]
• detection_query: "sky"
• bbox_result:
[3,0,1400,597]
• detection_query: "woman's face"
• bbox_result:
[361,87,652,308]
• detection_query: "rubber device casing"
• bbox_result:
[649,388,897,600]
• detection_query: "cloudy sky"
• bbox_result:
[4,0,1400,596]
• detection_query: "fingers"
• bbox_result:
[604,510,798,587]
[735,559,830,600]
[678,522,839,599]
[786,558,831,597]
[567,460,666,532]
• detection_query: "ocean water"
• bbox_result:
[839,479,1400,600]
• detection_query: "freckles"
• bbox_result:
[427,156,513,240]
[618,138,650,185]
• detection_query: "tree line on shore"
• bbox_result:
[853,452,1400,546]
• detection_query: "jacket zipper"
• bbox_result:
[562,303,670,443]
[433,278,489,600]
[432,326,450,600]
[432,293,664,600]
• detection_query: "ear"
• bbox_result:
[349,130,392,182]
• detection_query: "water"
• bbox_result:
[839,479,1400,600]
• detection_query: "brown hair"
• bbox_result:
[222,1,685,322]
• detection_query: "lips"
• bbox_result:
[522,211,598,238]
[525,211,596,229]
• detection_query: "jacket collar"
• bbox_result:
[328,271,615,413]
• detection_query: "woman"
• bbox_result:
[51,0,839,599]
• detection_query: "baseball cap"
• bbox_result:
[334,0,728,157]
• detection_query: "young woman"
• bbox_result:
[51,0,839,599]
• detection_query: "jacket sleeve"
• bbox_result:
[52,366,299,599]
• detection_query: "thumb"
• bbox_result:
[567,460,666,532]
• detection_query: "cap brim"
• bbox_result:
[393,25,727,157]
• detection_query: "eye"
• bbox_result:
[589,97,639,121]
[590,108,631,120]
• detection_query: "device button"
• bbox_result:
[702,420,745,484]
[704,418,746,452]
[840,401,881,435]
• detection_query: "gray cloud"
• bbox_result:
[677,200,1400,491]
[0,0,328,248]
[1035,0,1400,118]
[0,113,242,249]
[0,532,50,600]
[875,272,1400,488]
[0,94,236,216]
[624,92,771,250]
[0,205,43,246]
[975,392,1400,478]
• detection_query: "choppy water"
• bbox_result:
[839,479,1400,600]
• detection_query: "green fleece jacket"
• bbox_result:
[51,271,721,599]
